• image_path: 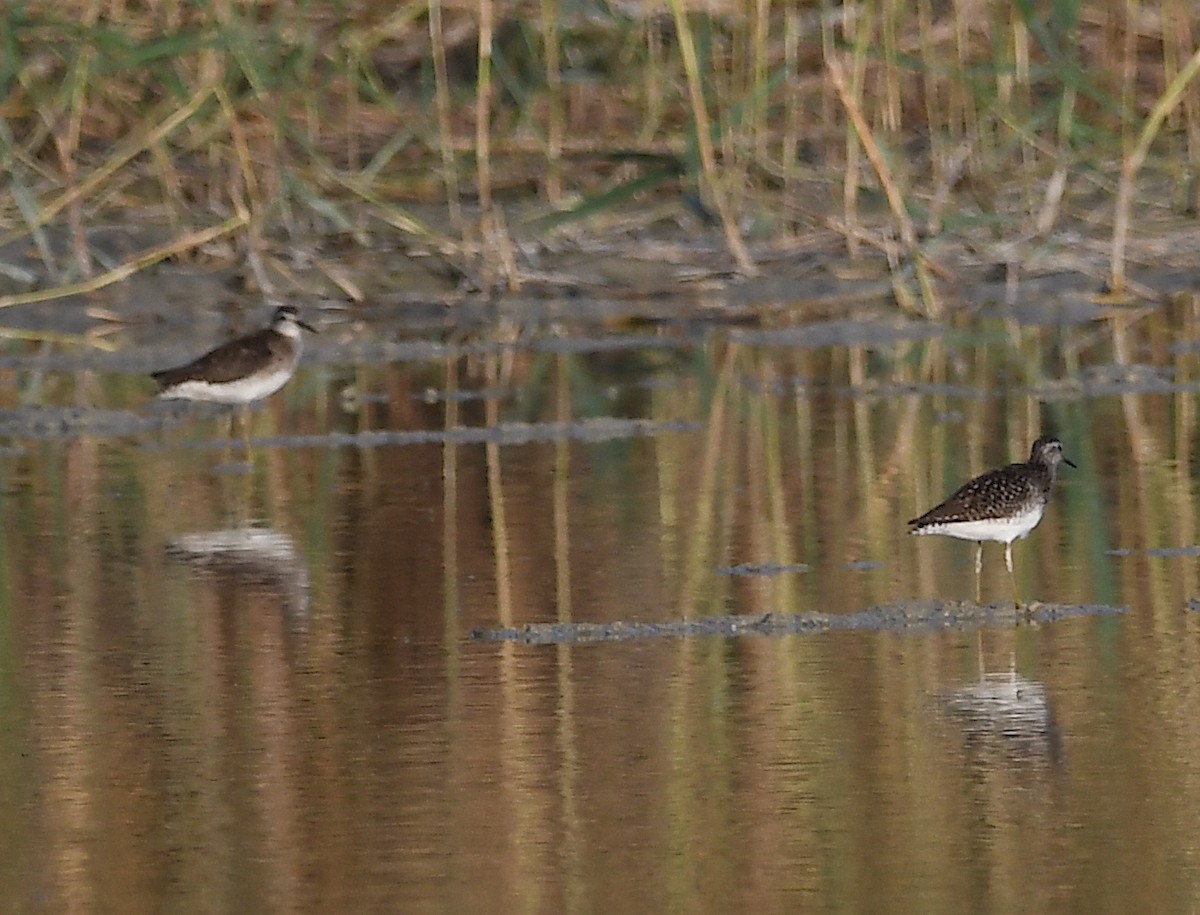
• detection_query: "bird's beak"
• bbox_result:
[1064,457,1077,468]
[298,319,317,333]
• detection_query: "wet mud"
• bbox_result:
[470,600,1128,644]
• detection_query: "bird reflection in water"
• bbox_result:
[942,669,1064,768]
[165,526,310,625]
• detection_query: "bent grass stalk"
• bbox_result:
[0,82,219,249]
[0,210,249,311]
[539,0,563,203]
[428,0,463,229]
[665,0,757,276]
[826,56,941,318]
[1111,45,1200,296]
[60,0,99,279]
[476,0,494,217]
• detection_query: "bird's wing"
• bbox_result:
[908,463,1035,526]
[152,330,282,387]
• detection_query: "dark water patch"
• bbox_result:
[933,410,968,424]
[238,332,693,380]
[0,350,127,372]
[146,400,242,419]
[988,367,1200,402]
[1082,363,1172,383]
[1003,291,1113,326]
[716,562,810,576]
[336,333,689,368]
[1028,377,1087,401]
[413,386,510,404]
[210,460,255,475]
[738,374,821,396]
[0,328,691,377]
[0,406,169,439]
[843,381,988,400]
[1077,363,1177,392]
[470,600,1127,644]
[837,364,1200,406]
[532,334,694,354]
[838,365,1200,404]
[147,418,699,452]
[1107,545,1200,557]
[726,272,893,309]
[730,318,945,349]
[413,373,686,407]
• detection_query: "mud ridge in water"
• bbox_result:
[470,600,1128,644]
[0,406,182,440]
[716,562,811,576]
[144,418,701,452]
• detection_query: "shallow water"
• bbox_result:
[3,289,1200,911]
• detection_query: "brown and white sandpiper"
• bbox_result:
[151,305,315,405]
[909,435,1075,600]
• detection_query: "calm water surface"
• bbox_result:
[3,296,1200,912]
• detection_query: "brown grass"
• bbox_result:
[0,1,1197,305]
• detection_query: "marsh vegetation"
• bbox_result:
[2,0,1200,321]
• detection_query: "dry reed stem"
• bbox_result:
[836,7,865,261]
[826,55,940,317]
[926,138,973,236]
[484,351,513,628]
[752,0,770,166]
[315,168,441,241]
[476,0,494,216]
[5,162,61,283]
[665,0,757,276]
[782,12,800,198]
[641,19,665,142]
[441,353,461,628]
[1111,44,1200,295]
[215,83,262,251]
[553,353,572,620]
[428,0,463,229]
[1035,85,1076,236]
[539,0,563,202]
[0,211,249,310]
[0,83,219,249]
[0,325,115,349]
[826,56,916,250]
[61,0,102,278]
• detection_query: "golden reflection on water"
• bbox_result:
[7,298,1200,909]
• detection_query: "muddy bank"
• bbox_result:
[4,208,1200,378]
[470,600,1128,644]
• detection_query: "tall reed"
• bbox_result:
[0,1,1193,311]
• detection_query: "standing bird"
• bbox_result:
[908,435,1075,602]
[151,305,315,405]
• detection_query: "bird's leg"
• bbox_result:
[221,411,234,464]
[974,542,983,604]
[1005,541,1021,613]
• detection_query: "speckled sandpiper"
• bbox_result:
[908,436,1075,599]
[151,305,315,405]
